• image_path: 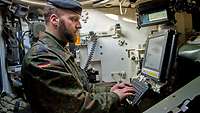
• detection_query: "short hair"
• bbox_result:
[43,6,59,24]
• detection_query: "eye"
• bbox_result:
[69,16,80,22]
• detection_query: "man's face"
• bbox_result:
[57,10,81,43]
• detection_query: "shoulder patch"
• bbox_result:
[37,62,51,68]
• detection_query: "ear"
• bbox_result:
[49,14,59,26]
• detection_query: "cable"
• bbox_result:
[84,32,98,70]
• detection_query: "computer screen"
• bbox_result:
[139,9,169,27]
[142,30,177,83]
[136,0,174,28]
[144,35,166,71]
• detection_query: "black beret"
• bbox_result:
[48,0,82,15]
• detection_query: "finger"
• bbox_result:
[118,83,133,89]
[123,83,133,87]
[118,82,132,88]
[124,89,135,94]
[111,84,117,88]
[122,87,135,93]
[124,93,135,97]
[122,86,135,90]
[111,83,122,91]
[114,83,125,89]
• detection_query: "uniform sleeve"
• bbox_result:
[92,82,117,93]
[22,44,120,113]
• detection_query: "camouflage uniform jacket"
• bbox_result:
[21,32,119,113]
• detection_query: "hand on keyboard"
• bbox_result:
[111,82,135,101]
[126,79,149,106]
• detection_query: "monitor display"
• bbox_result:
[144,35,166,71]
[148,10,168,22]
[138,9,169,27]
[142,30,177,82]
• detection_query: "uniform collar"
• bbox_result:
[45,31,67,47]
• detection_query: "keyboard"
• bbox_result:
[126,79,149,106]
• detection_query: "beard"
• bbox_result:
[58,19,76,43]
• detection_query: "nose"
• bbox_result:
[76,21,82,29]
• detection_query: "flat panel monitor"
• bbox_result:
[136,0,173,28]
[138,9,169,27]
[142,30,177,83]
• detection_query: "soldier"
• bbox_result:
[21,0,135,113]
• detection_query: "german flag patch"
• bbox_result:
[37,63,51,68]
